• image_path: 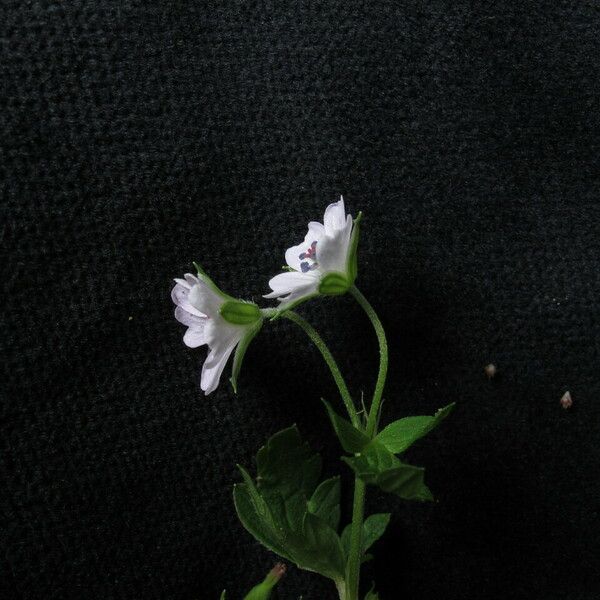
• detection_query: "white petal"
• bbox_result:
[284,221,326,271]
[201,337,239,394]
[171,283,206,318]
[316,215,353,273]
[174,277,191,289]
[175,305,206,327]
[188,280,223,316]
[264,271,319,298]
[263,271,319,308]
[183,324,207,348]
[171,283,189,305]
[323,196,347,233]
[184,273,200,286]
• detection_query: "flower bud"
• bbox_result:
[243,563,286,600]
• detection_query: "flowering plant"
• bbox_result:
[172,198,454,600]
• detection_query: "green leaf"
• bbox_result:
[346,211,362,284]
[256,426,322,501]
[322,399,370,454]
[233,473,293,561]
[230,321,263,393]
[374,402,455,454]
[342,442,433,501]
[297,511,346,580]
[340,513,391,558]
[307,477,341,532]
[361,513,391,552]
[235,427,346,583]
[220,591,226,600]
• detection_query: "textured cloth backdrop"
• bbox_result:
[2,2,600,599]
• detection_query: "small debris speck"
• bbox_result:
[128,316,133,321]
[484,363,497,379]
[560,390,573,409]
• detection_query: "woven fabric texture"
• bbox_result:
[2,1,600,599]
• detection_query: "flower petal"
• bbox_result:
[172,281,206,318]
[263,271,320,309]
[264,271,319,298]
[284,221,326,271]
[323,196,348,233]
[183,324,207,348]
[201,336,239,394]
[188,280,223,316]
[175,305,205,327]
[184,273,200,287]
[316,215,353,273]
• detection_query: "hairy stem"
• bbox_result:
[345,476,366,600]
[283,311,360,427]
[344,285,389,600]
[281,291,389,600]
[350,286,389,438]
[282,310,362,600]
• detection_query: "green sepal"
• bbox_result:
[322,399,370,454]
[318,272,350,296]
[192,261,231,300]
[234,426,345,583]
[230,320,263,393]
[374,402,455,454]
[342,442,433,501]
[220,299,262,326]
[340,513,391,559]
[346,211,362,284]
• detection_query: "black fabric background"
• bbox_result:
[2,1,600,599]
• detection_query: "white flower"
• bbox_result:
[172,271,262,394]
[264,196,360,309]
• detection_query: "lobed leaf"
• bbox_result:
[235,426,345,583]
[256,426,321,501]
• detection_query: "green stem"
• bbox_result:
[281,291,389,600]
[350,286,389,438]
[345,476,366,600]
[344,285,389,600]
[282,311,360,428]
[282,310,362,600]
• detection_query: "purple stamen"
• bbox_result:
[299,241,318,272]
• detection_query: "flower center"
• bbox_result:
[299,240,318,273]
